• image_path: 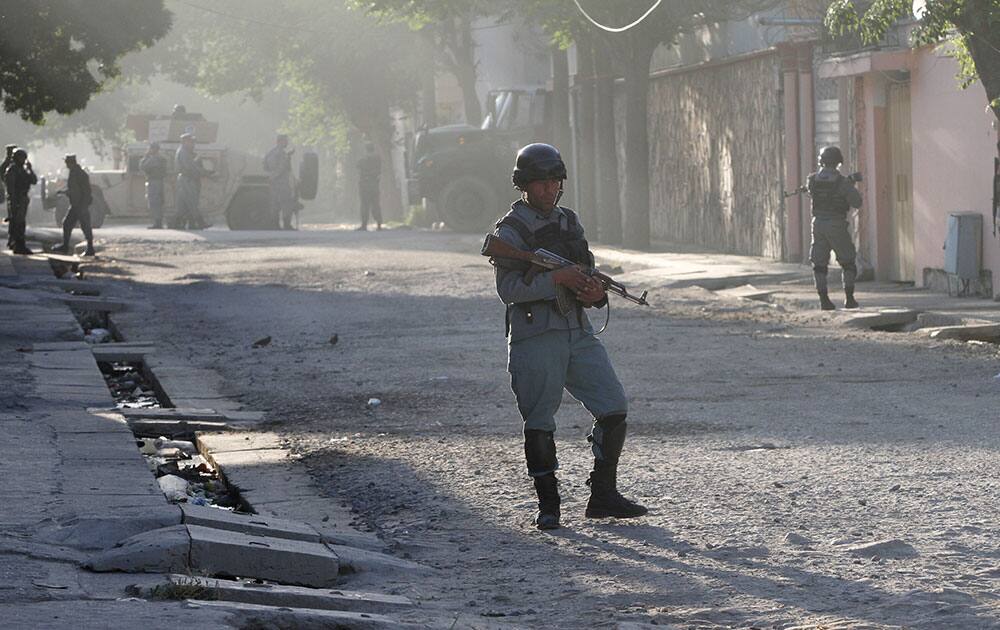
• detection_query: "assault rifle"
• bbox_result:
[481,233,650,307]
[784,171,863,198]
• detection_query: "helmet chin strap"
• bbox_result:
[554,180,564,206]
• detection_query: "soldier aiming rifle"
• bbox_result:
[787,146,864,310]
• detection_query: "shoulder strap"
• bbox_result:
[496,214,536,250]
[562,208,579,234]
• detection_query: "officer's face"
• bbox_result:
[524,178,562,212]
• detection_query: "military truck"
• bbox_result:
[43,112,317,230]
[408,87,550,232]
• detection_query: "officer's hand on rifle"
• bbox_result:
[577,282,607,306]
[552,266,591,292]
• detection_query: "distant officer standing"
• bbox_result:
[2,144,16,249]
[808,146,863,310]
[140,142,168,229]
[3,148,36,255]
[58,154,96,257]
[490,143,647,530]
[173,133,211,230]
[356,143,382,231]
[264,134,297,230]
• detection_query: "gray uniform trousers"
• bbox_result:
[508,326,628,433]
[146,179,165,225]
[174,176,204,228]
[809,217,856,294]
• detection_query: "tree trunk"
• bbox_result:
[448,16,481,126]
[573,36,597,233]
[366,107,403,221]
[954,8,1000,122]
[622,38,654,250]
[420,31,438,129]
[551,46,572,151]
[593,41,622,245]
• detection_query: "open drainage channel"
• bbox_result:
[69,306,250,512]
[98,358,248,511]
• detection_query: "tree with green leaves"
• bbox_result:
[826,0,1000,121]
[522,1,778,249]
[165,0,421,217]
[0,0,172,124]
[353,0,499,125]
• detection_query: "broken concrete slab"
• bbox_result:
[186,600,404,629]
[198,432,285,453]
[122,408,265,422]
[326,544,429,575]
[31,341,91,352]
[907,311,966,331]
[181,504,322,543]
[714,283,775,302]
[91,345,156,362]
[36,506,182,551]
[55,432,148,461]
[84,524,190,574]
[128,418,236,438]
[156,575,413,614]
[925,322,1000,343]
[170,398,242,411]
[0,597,234,630]
[45,410,132,435]
[187,524,340,588]
[840,308,919,330]
[61,464,162,496]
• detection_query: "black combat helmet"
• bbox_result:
[512,143,567,190]
[819,146,844,167]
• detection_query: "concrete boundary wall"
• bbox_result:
[616,51,785,257]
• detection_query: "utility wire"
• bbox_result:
[571,0,663,33]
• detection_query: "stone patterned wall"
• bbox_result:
[617,52,786,257]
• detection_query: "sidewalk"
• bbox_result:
[593,243,1000,335]
[0,249,420,629]
[0,252,233,628]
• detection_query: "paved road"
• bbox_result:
[80,225,1000,629]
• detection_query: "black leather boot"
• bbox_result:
[844,287,859,309]
[585,415,647,519]
[532,473,560,530]
[524,429,560,530]
[818,290,836,311]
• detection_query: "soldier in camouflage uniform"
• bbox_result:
[808,146,863,310]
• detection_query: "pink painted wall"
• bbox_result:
[910,47,998,287]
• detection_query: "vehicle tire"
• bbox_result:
[225,185,275,230]
[89,186,108,228]
[438,176,500,233]
[298,151,319,200]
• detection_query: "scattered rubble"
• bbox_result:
[98,361,160,409]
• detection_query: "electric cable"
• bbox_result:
[571,0,663,33]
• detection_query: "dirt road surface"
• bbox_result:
[83,226,1000,629]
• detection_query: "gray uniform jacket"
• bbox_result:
[175,145,206,192]
[264,146,295,204]
[494,200,595,343]
[66,165,91,209]
[140,153,167,181]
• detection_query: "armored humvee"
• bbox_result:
[44,112,316,230]
[408,87,550,233]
